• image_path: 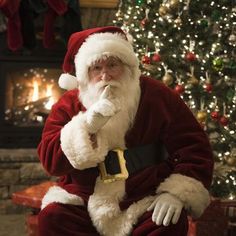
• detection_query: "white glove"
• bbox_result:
[85,86,121,133]
[147,193,183,226]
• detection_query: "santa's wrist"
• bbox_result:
[60,112,108,170]
[89,133,98,149]
[75,111,96,133]
[84,118,100,134]
[84,109,111,134]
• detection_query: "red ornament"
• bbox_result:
[152,53,161,62]
[219,116,229,126]
[211,111,220,120]
[185,52,196,61]
[141,18,148,27]
[174,84,185,94]
[204,83,213,93]
[142,55,151,64]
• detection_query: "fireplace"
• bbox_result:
[0,57,64,148]
[4,66,63,126]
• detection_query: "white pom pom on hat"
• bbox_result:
[58,26,139,90]
[58,73,78,90]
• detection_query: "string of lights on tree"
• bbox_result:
[114,0,236,199]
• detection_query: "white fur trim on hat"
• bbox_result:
[156,173,210,219]
[74,32,140,85]
[58,73,78,90]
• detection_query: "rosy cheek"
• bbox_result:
[88,72,99,83]
[90,75,101,84]
[114,70,123,80]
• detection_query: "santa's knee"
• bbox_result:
[38,203,63,228]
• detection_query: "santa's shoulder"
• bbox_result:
[139,76,178,100]
[52,89,81,113]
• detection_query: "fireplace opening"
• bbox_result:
[0,59,64,148]
[5,67,63,127]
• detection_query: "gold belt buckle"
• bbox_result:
[98,149,129,183]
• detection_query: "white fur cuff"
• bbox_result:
[88,177,156,236]
[156,174,210,218]
[41,186,84,209]
[60,112,108,170]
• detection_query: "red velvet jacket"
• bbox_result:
[38,76,213,211]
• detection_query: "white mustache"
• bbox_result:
[95,80,121,90]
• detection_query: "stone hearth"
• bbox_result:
[0,149,53,214]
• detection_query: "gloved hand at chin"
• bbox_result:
[85,85,121,134]
[147,193,184,226]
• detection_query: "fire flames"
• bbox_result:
[45,84,54,110]
[31,77,55,110]
[32,80,39,102]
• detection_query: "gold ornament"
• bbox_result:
[229,34,236,46]
[159,5,169,16]
[187,66,199,86]
[174,16,182,26]
[143,64,156,72]
[196,110,207,123]
[229,34,236,42]
[185,83,193,90]
[225,156,236,166]
[162,72,174,86]
[188,75,199,85]
[169,0,179,9]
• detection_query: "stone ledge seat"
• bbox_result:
[12,181,230,236]
[12,181,57,236]
[12,181,57,209]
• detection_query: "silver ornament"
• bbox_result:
[232,94,236,104]
[233,87,236,104]
[229,34,236,46]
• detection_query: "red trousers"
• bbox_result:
[38,203,188,236]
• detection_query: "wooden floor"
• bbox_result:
[0,214,26,236]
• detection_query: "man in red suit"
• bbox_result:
[37,26,214,236]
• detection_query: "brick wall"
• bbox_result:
[0,149,52,214]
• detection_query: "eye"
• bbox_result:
[94,65,101,70]
[90,64,102,71]
[108,61,119,68]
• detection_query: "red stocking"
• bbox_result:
[43,0,68,48]
[0,0,22,51]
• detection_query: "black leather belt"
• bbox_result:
[98,142,167,183]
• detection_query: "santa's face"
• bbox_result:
[79,57,141,148]
[88,57,124,85]
[79,56,141,118]
[80,57,131,108]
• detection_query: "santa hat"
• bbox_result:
[58,26,140,90]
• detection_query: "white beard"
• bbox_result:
[79,67,141,149]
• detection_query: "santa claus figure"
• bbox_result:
[37,26,213,236]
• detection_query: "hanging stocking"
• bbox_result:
[19,0,36,50]
[28,0,48,14]
[0,0,22,51]
[43,0,68,48]
[60,0,83,45]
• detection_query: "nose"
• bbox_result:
[100,68,112,81]
[101,73,112,81]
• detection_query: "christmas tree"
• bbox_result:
[114,0,236,199]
